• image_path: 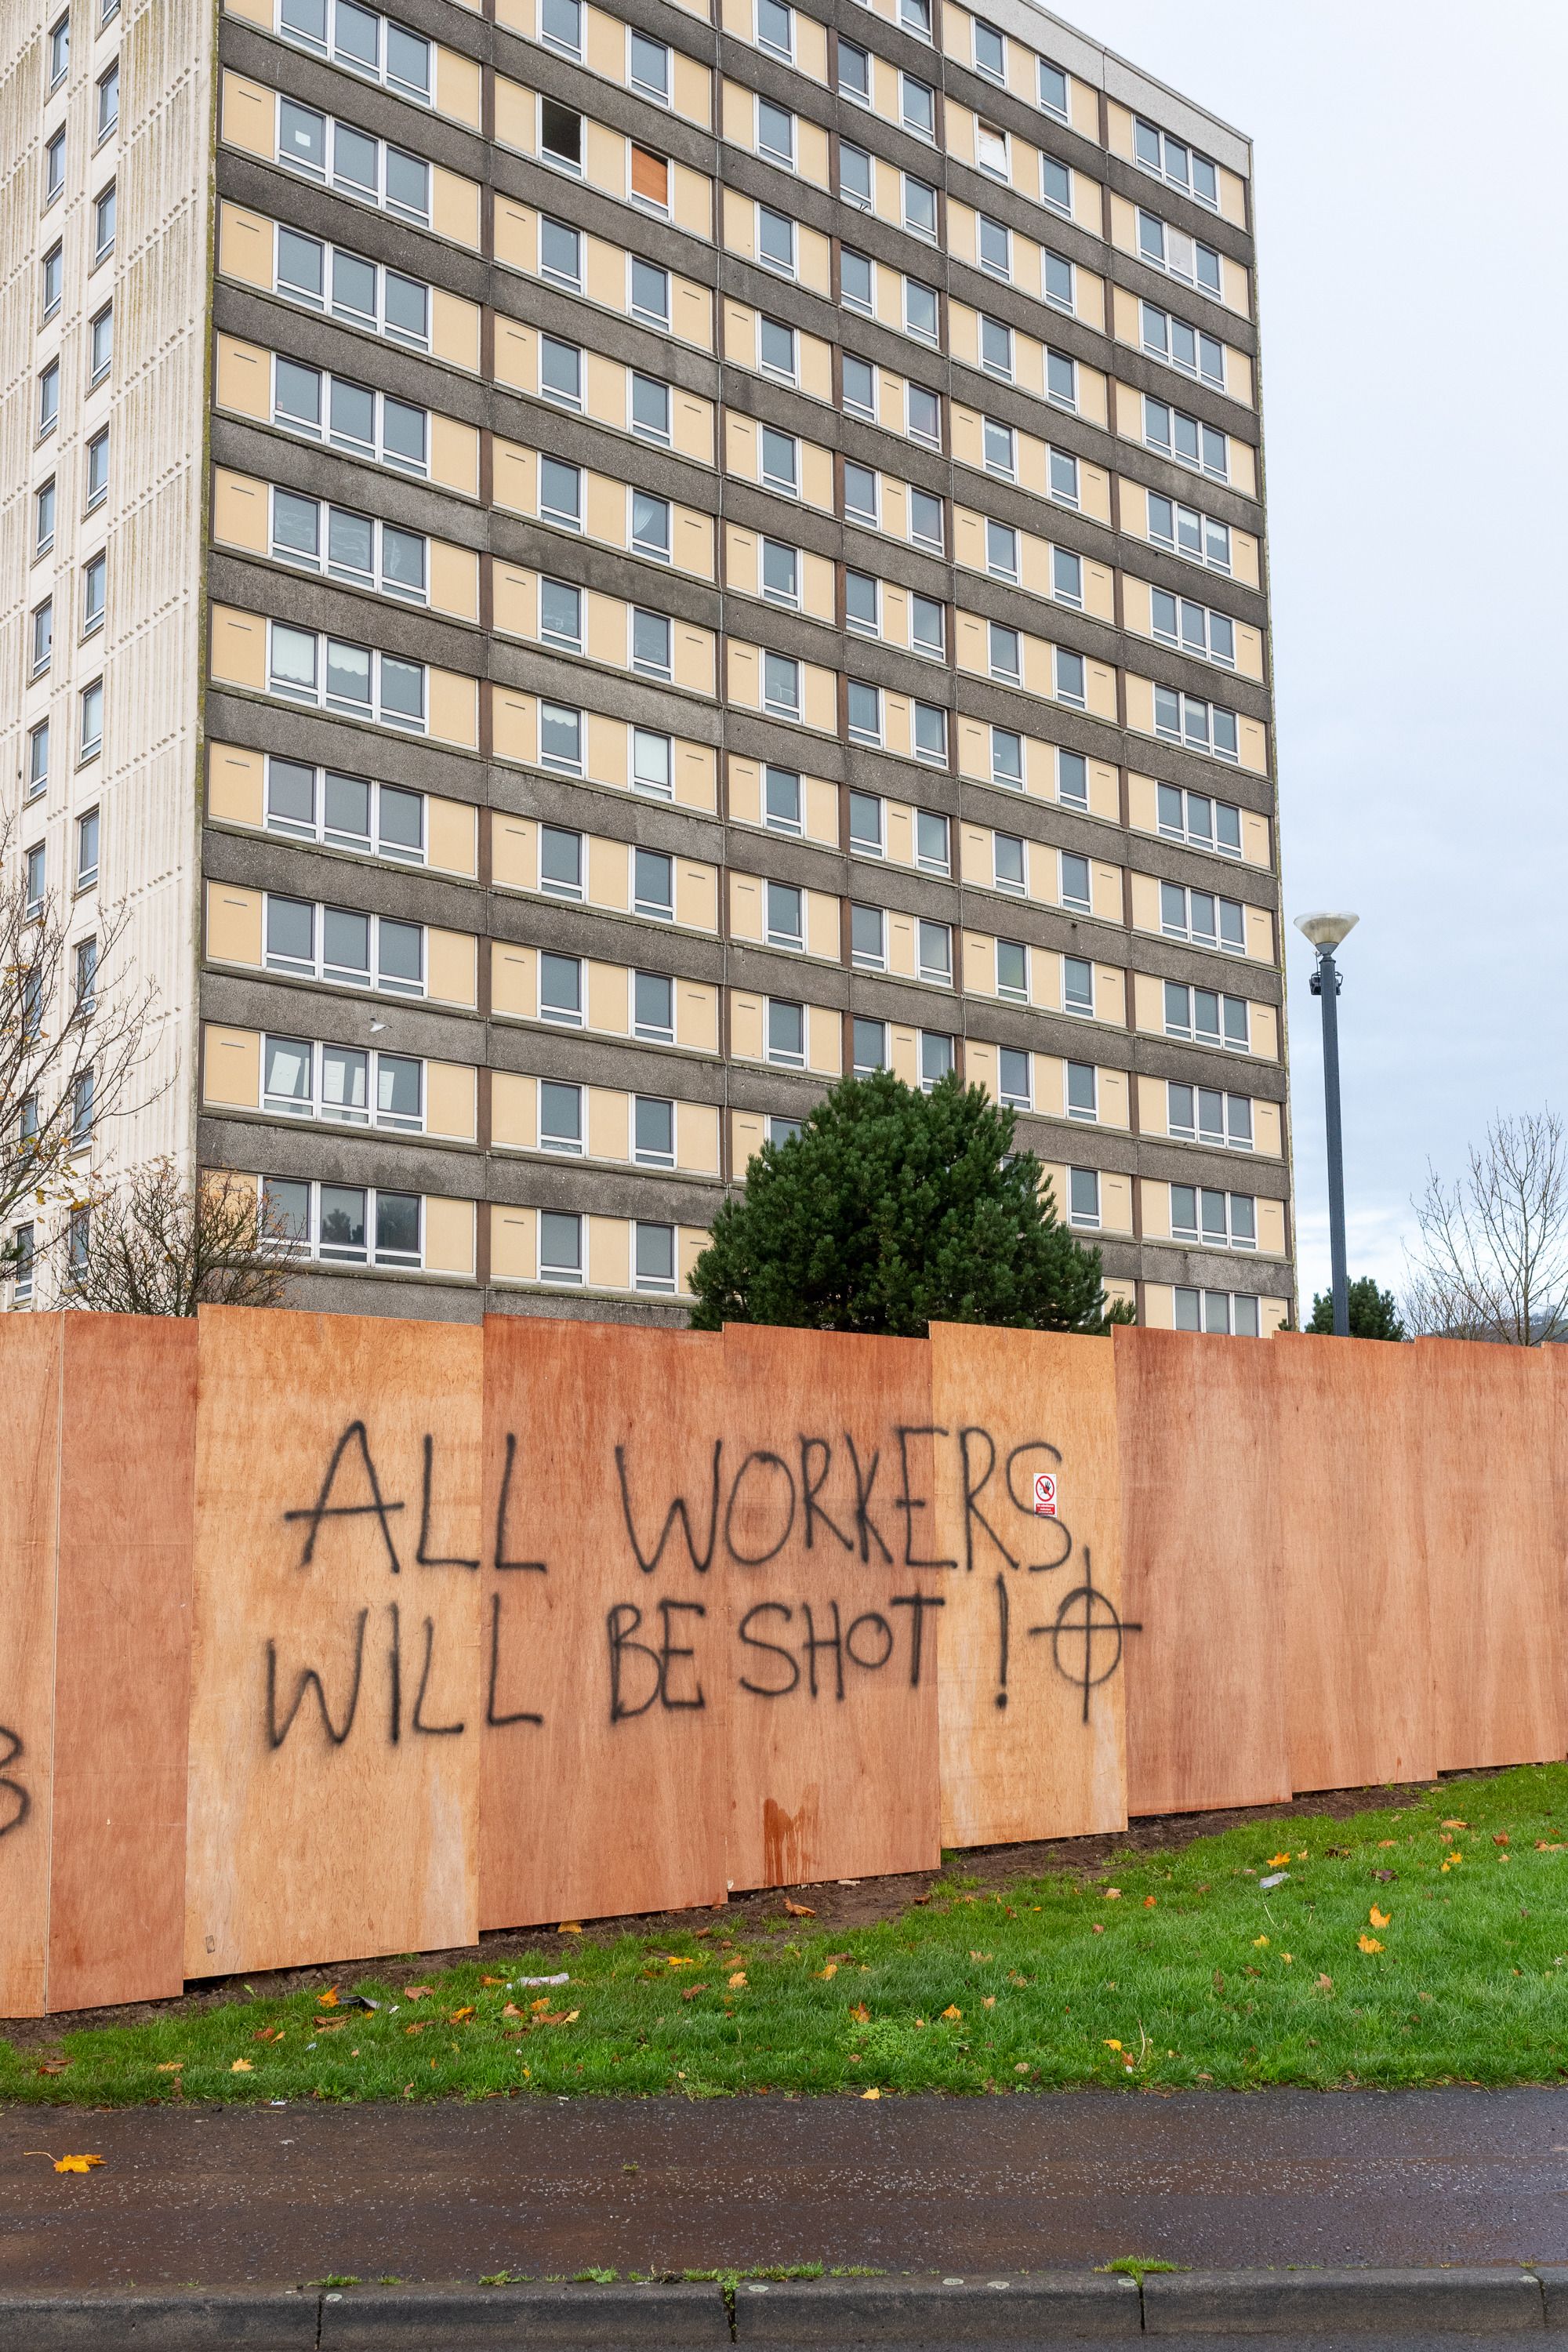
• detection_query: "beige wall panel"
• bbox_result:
[435,44,484,129]
[730,991,763,1059]
[430,542,481,623]
[677,1100,719,1174]
[493,314,535,392]
[677,860,718,931]
[588,962,629,1033]
[427,797,477,878]
[426,1061,477,1142]
[589,1090,629,1163]
[588,837,630,910]
[492,690,536,767]
[1258,1199,1287,1257]
[1252,1004,1278,1061]
[678,982,720,1051]
[427,927,477,1007]
[426,1198,477,1277]
[210,605,267,691]
[430,415,481,499]
[206,882,263,967]
[489,1203,536,1279]
[203,1025,260,1109]
[220,71,273,161]
[429,669,479,750]
[806,1002,841,1074]
[676,743,717,810]
[493,77,533,154]
[430,289,482,372]
[587,1217,631,1290]
[208,742,265,827]
[491,1070,535,1149]
[431,168,481,251]
[491,943,536,1021]
[215,333,270,419]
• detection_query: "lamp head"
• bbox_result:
[1294,910,1359,956]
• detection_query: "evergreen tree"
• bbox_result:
[1306,1276,1406,1340]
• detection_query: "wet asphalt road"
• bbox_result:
[2,2089,1566,2291]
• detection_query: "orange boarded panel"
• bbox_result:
[1417,1339,1563,1773]
[929,1325,1127,1848]
[48,1316,196,2010]
[1116,1326,1292,1817]
[480,1318,729,1929]
[1273,1334,1435,1794]
[722,1326,942,1891]
[0,1318,62,2020]
[187,1306,483,1976]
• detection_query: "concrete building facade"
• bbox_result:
[2,0,1294,1330]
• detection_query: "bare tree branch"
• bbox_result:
[57,1161,299,1315]
[1403,1111,1568,1345]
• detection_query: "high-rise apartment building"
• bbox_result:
[2,0,1293,1330]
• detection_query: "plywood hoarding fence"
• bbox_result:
[0,1311,1561,2016]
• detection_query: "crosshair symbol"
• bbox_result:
[1031,1546,1141,1724]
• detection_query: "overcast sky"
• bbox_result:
[1054,0,1568,1312]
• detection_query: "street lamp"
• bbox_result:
[1294,912,1359,1337]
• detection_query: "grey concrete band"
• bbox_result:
[0,2267,1559,2347]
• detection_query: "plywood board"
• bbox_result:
[1416,1339,1563,1773]
[1273,1334,1435,1795]
[722,1325,942,1890]
[1116,1326,1292,1818]
[929,1325,1127,1848]
[187,1306,483,1976]
[0,1318,62,2020]
[480,1318,730,1929]
[48,1316,197,2010]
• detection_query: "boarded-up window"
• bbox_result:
[631,146,670,209]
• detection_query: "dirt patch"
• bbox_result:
[2,1766,1507,2054]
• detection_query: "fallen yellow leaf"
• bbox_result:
[1104,1888,1122,1900]
[968,1951,993,1962]
[449,2007,475,2023]
[850,2002,870,2024]
[1358,1935,1384,1954]
[982,1995,996,2008]
[317,1987,339,2007]
[1442,1818,1468,1829]
[783,1899,815,1918]
[1370,1907,1391,1929]
[861,2087,881,2099]
[1144,1896,1157,1909]
[558,1922,583,1934]
[728,1971,747,1989]
[818,1963,838,1980]
[1253,1935,1269,1947]
[53,2154,103,2174]
[404,1987,434,2001]
[230,2060,252,2073]
[155,2061,183,2073]
[666,1957,695,1968]
[1281,1954,1294,1965]
[541,2010,579,2026]
[1104,2038,1123,2052]
[481,1975,506,1986]
[941,2003,963,2021]
[530,1998,552,2014]
[1268,1852,1291,1867]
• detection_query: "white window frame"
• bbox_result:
[1153,685,1240,764]
[274,222,431,351]
[259,891,427,997]
[271,354,430,477]
[266,621,427,731]
[275,0,434,104]
[262,1033,426,1132]
[262,756,427,863]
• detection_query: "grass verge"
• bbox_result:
[5,1766,1568,2103]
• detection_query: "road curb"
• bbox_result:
[0,2267,1559,2347]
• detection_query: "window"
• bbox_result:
[846,681,881,746]
[766,998,804,1067]
[534,705,583,781]
[1067,1167,1099,1229]
[764,765,802,834]
[1157,782,1243,858]
[268,622,426,730]
[904,174,938,240]
[764,652,800,720]
[910,489,944,551]
[851,902,885,970]
[1049,445,1080,506]
[633,1095,675,1168]
[263,1036,422,1131]
[632,729,673,798]
[757,0,793,58]
[919,1031,953,1090]
[978,213,1011,280]
[991,727,1022,788]
[539,578,582,652]
[1154,686,1240,764]
[278,97,432,222]
[539,217,583,291]
[1138,209,1223,298]
[1063,955,1094,1017]
[276,225,431,350]
[982,416,1015,478]
[633,848,673,920]
[757,204,796,275]
[1152,589,1236,668]
[631,372,671,444]
[261,895,424,996]
[35,481,56,556]
[840,248,873,314]
[980,315,1013,380]
[79,680,103,757]
[989,622,1020,684]
[263,760,426,863]
[630,146,670,213]
[993,832,1025,894]
[1053,547,1083,608]
[1148,493,1232,574]
[539,1210,583,1286]
[633,969,673,1041]
[913,702,947,764]
[1039,56,1069,119]
[837,38,870,103]
[757,98,794,167]
[31,600,53,676]
[996,938,1028,1002]
[1041,154,1070,216]
[1065,1060,1098,1121]
[1134,116,1220,209]
[900,0,931,40]
[539,1080,584,1155]
[270,488,427,602]
[49,14,69,86]
[68,1206,91,1276]
[845,569,879,637]
[266,1180,422,1269]
[24,844,46,920]
[1160,882,1247,954]
[903,276,938,343]
[272,360,430,478]
[843,462,877,524]
[42,242,63,318]
[1163,982,1250,1051]
[985,518,1018,581]
[1174,1288,1261,1338]
[975,118,1007,177]
[278,0,433,102]
[541,0,582,50]
[27,722,49,800]
[916,808,949,875]
[1046,348,1076,410]
[840,140,872,210]
[917,920,951,986]
[1054,648,1086,709]
[71,1068,94,1148]
[760,426,797,496]
[1142,300,1224,389]
[973,18,1006,79]
[82,553,106,633]
[848,791,883,856]
[45,129,66,205]
[759,316,797,382]
[1170,1185,1256,1250]
[852,1018,886,1076]
[12,1225,35,1305]
[1059,851,1091,913]
[74,936,98,1010]
[96,59,118,139]
[630,31,670,100]
[89,304,113,386]
[1167,1082,1253,1151]
[39,361,60,437]
[635,1222,677,1294]
[907,383,941,447]
[767,1117,801,1149]
[539,459,583,534]
[540,98,583,173]
[1058,748,1089,808]
[762,539,800,608]
[765,880,804,951]
[901,74,935,139]
[540,952,583,1026]
[1145,396,1228,481]
[1044,249,1074,312]
[539,336,582,411]
[540,826,583,901]
[93,181,115,259]
[86,428,109,508]
[999,1047,1031,1109]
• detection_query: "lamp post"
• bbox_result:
[1294,912,1359,1337]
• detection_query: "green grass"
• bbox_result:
[6,1766,1568,2105]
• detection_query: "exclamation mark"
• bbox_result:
[995,1573,1010,1710]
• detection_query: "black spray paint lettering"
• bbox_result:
[895,1428,957,1570]
[493,1433,546,1573]
[1028,1544,1142,1724]
[417,1434,478,1571]
[723,1450,797,1566]
[616,1443,724,1574]
[607,1599,708,1719]
[282,1422,405,1572]
[269,1604,468,1751]
[0,1724,29,1840]
[994,1573,1010,1711]
[844,1433,893,1564]
[486,1592,543,1730]
[267,1608,369,1749]
[737,1600,924,1698]
[799,1439,852,1554]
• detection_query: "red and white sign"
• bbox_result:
[1033,1471,1058,1518]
